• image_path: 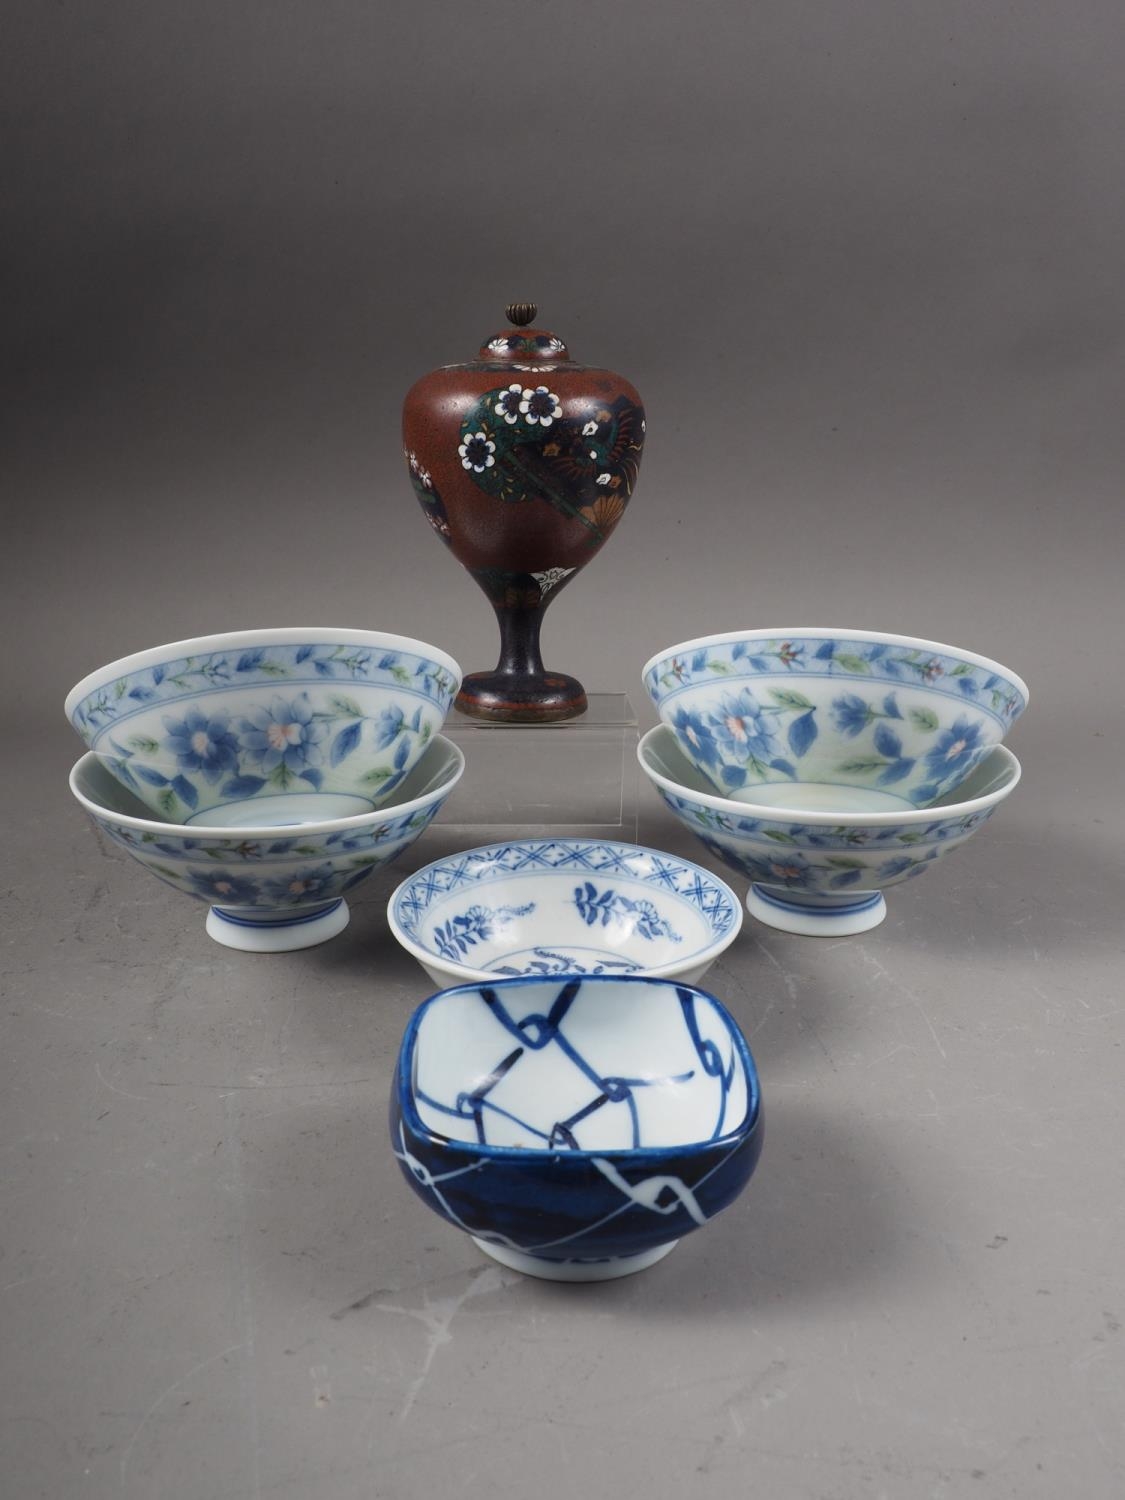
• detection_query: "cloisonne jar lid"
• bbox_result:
[402,304,646,723]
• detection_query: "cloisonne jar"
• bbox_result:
[402,303,645,722]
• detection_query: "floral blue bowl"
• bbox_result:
[65,628,461,825]
[643,628,1027,813]
[387,839,743,989]
[69,736,464,952]
[392,974,763,1281]
[640,724,1021,936]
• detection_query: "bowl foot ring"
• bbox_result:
[471,1237,678,1282]
[746,885,886,937]
[205,898,350,952]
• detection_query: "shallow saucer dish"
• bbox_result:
[391,974,763,1281]
[69,736,465,951]
[65,627,461,824]
[643,628,1027,813]
[387,839,743,988]
[639,724,1021,936]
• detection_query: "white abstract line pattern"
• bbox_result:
[590,1156,708,1227]
[394,1121,743,1259]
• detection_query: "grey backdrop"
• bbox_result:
[3,3,1124,1497]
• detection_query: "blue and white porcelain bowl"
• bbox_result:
[643,628,1027,813]
[392,974,763,1281]
[65,627,461,824]
[640,724,1021,937]
[387,839,743,988]
[69,735,464,952]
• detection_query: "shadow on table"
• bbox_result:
[238,1092,922,1324]
[561,1093,920,1321]
[870,818,1119,961]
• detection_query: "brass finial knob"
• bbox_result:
[505,302,538,327]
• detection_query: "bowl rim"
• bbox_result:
[639,724,1022,827]
[386,838,744,982]
[641,626,1029,706]
[68,736,465,838]
[64,625,463,721]
[395,974,763,1159]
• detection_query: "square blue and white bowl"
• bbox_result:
[391,974,764,1281]
[387,839,743,987]
[65,627,461,825]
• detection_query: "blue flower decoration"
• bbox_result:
[239,694,327,774]
[758,851,816,889]
[188,870,260,905]
[710,688,777,764]
[163,710,239,782]
[671,705,722,770]
[262,863,339,905]
[374,705,405,750]
[831,694,872,737]
[924,716,984,779]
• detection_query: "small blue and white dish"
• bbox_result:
[387,839,743,988]
[640,724,1021,936]
[65,627,461,824]
[643,627,1027,813]
[391,974,763,1281]
[69,735,464,951]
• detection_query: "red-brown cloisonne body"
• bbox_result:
[402,305,645,722]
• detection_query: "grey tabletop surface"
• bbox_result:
[5,0,1125,1493]
[3,703,1123,1499]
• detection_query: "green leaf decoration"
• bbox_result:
[908,708,939,732]
[707,660,734,674]
[458,390,637,540]
[391,667,411,685]
[897,831,926,844]
[128,735,162,752]
[157,788,177,818]
[950,664,972,676]
[329,695,363,718]
[114,679,128,698]
[258,660,289,676]
[763,829,798,843]
[149,863,179,879]
[360,766,395,786]
[768,689,814,710]
[837,757,888,774]
[826,856,867,869]
[269,762,295,790]
[835,654,872,674]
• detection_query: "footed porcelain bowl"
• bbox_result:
[387,839,743,988]
[392,975,763,1281]
[643,628,1027,813]
[65,627,461,824]
[69,736,464,952]
[639,725,1021,937]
